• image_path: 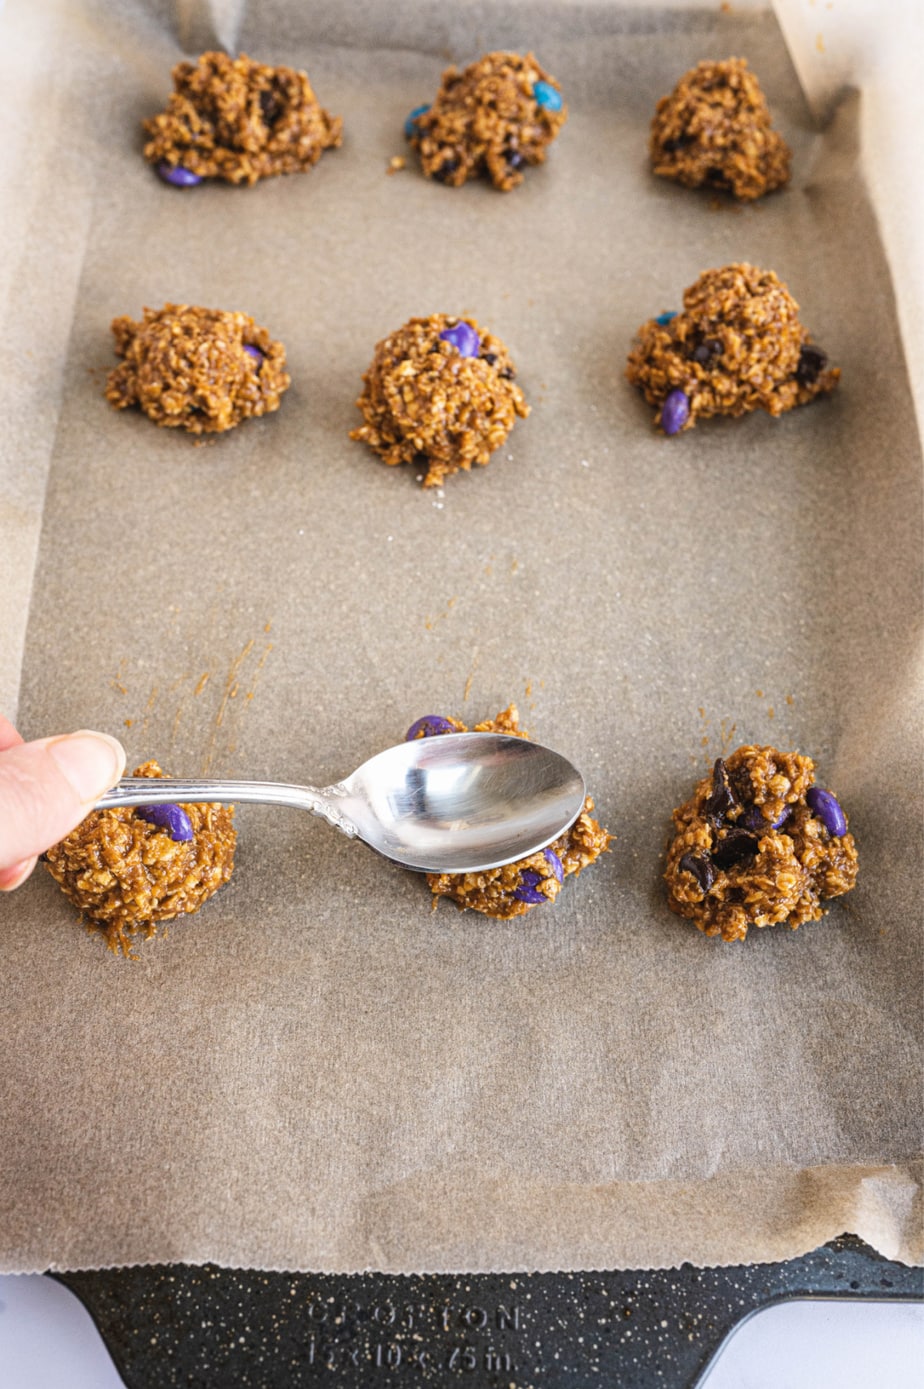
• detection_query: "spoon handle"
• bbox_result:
[95,778,359,837]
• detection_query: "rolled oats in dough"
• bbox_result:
[626,263,839,435]
[143,51,342,186]
[105,303,290,434]
[406,705,612,918]
[45,761,236,957]
[665,745,858,942]
[350,313,529,487]
[407,51,566,192]
[650,57,790,202]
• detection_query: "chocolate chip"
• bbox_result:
[432,157,460,183]
[729,763,754,807]
[499,367,515,380]
[711,828,758,869]
[795,343,828,386]
[481,352,497,366]
[679,851,715,892]
[692,338,722,366]
[259,89,281,126]
[705,758,737,825]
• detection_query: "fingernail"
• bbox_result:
[48,731,126,803]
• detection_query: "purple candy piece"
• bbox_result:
[544,847,564,883]
[137,803,194,842]
[243,344,264,367]
[806,786,848,837]
[514,869,547,905]
[743,804,791,833]
[156,162,203,188]
[438,322,480,359]
[660,388,690,436]
[405,715,456,741]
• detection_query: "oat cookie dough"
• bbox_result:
[665,745,858,942]
[350,314,529,487]
[406,706,612,918]
[106,303,290,434]
[143,51,342,187]
[626,263,839,435]
[405,51,566,191]
[45,761,236,956]
[650,58,790,201]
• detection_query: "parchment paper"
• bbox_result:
[0,0,921,1273]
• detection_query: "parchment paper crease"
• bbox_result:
[0,0,920,1272]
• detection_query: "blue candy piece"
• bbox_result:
[243,344,264,367]
[405,715,456,741]
[655,311,677,326]
[743,804,791,833]
[156,163,203,188]
[660,388,690,436]
[514,869,547,905]
[544,847,564,883]
[404,104,431,139]
[533,80,563,113]
[438,321,480,358]
[137,803,194,842]
[806,786,848,837]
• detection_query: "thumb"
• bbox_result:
[0,731,126,874]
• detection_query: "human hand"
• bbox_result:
[0,715,126,890]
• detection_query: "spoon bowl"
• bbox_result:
[95,733,586,874]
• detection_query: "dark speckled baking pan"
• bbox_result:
[56,1236,923,1387]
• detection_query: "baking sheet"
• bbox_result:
[0,0,921,1273]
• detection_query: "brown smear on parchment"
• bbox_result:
[105,628,273,776]
[201,636,274,774]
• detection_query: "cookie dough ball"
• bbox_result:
[105,303,290,434]
[626,263,839,434]
[405,705,612,918]
[143,51,342,186]
[650,57,790,201]
[350,314,529,487]
[665,746,858,942]
[406,51,566,191]
[45,761,235,955]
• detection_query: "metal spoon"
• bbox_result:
[94,733,586,874]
